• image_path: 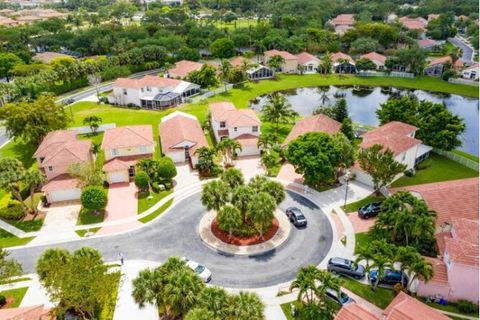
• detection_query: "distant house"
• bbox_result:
[246,65,274,80]
[0,17,18,27]
[353,121,432,187]
[35,130,93,203]
[295,52,320,73]
[33,52,73,64]
[102,125,154,184]
[359,52,387,70]
[209,102,261,156]
[417,39,441,51]
[165,60,203,79]
[283,114,341,146]
[331,52,356,73]
[108,75,200,109]
[329,14,355,35]
[399,16,428,38]
[160,111,208,167]
[263,49,299,73]
[230,56,254,68]
[462,63,479,80]
[424,56,455,77]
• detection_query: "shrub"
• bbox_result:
[80,186,107,213]
[0,295,6,307]
[404,169,415,177]
[0,201,25,220]
[457,300,477,314]
[152,182,160,193]
[157,157,177,181]
[135,171,149,192]
[441,69,456,81]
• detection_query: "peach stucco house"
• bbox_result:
[282,114,341,146]
[34,130,93,203]
[102,125,154,184]
[359,52,387,70]
[263,50,299,73]
[165,60,203,79]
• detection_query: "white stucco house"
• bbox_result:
[295,52,320,73]
[209,102,261,156]
[462,63,479,81]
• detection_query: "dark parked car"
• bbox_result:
[369,269,408,288]
[327,257,365,279]
[358,202,382,219]
[286,207,307,227]
[325,288,355,306]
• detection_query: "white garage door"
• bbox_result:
[238,145,260,156]
[50,189,81,203]
[109,171,127,184]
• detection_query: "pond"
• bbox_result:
[250,86,479,156]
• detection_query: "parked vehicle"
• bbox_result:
[358,202,382,219]
[369,269,408,288]
[285,207,307,227]
[325,288,355,306]
[182,257,212,283]
[327,257,365,279]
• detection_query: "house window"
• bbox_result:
[220,121,226,128]
[146,86,152,92]
[139,146,147,153]
[401,152,406,161]
[112,149,119,156]
[252,126,258,132]
[122,89,127,95]
[48,166,53,172]
[234,127,238,132]
[39,157,45,163]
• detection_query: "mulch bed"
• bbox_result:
[211,217,279,246]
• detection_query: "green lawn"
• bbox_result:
[0,277,31,285]
[77,208,105,225]
[139,198,174,224]
[452,149,479,163]
[280,301,306,320]
[79,132,105,166]
[75,227,101,237]
[137,190,172,214]
[418,297,479,317]
[0,229,34,248]
[4,219,43,232]
[340,275,395,309]
[355,232,372,253]
[0,287,28,307]
[341,194,385,213]
[391,154,478,188]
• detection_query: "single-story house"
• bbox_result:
[102,125,154,184]
[329,14,355,35]
[359,52,387,70]
[246,65,274,80]
[108,75,200,109]
[165,60,203,79]
[159,111,208,167]
[331,52,356,73]
[399,16,428,38]
[230,56,254,68]
[296,52,320,73]
[283,114,341,146]
[417,39,441,51]
[263,49,299,73]
[462,63,479,81]
[424,56,464,77]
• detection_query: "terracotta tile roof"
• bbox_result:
[264,49,299,60]
[296,52,320,65]
[361,121,420,156]
[103,155,148,172]
[331,14,355,26]
[160,111,208,155]
[360,52,387,64]
[102,125,153,150]
[0,17,18,26]
[113,75,182,89]
[335,303,379,320]
[209,102,260,127]
[331,52,354,63]
[34,130,77,158]
[235,133,259,147]
[41,140,92,167]
[423,256,448,284]
[443,218,479,266]
[42,174,79,191]
[0,304,52,320]
[417,39,439,47]
[167,60,203,78]
[283,114,341,146]
[427,56,452,67]
[392,178,479,227]
[230,56,254,68]
[384,292,450,320]
[435,231,451,255]
[399,16,427,30]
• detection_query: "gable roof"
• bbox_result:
[296,52,320,65]
[113,75,182,89]
[443,217,479,266]
[417,39,439,47]
[264,49,299,61]
[427,56,452,67]
[283,114,341,146]
[361,121,420,156]
[360,52,387,64]
[335,303,379,320]
[331,52,354,64]
[160,111,208,154]
[209,102,260,127]
[34,130,78,158]
[331,14,355,26]
[384,292,450,320]
[42,174,79,191]
[167,60,203,78]
[423,256,448,284]
[230,56,254,68]
[102,125,153,150]
[399,16,427,30]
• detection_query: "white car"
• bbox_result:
[182,258,212,283]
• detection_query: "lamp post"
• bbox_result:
[343,170,353,207]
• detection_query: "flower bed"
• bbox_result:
[211,217,279,246]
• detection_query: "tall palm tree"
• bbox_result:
[257,132,279,150]
[185,308,215,320]
[221,168,244,190]
[216,138,242,166]
[200,180,228,211]
[228,291,264,320]
[232,185,254,222]
[196,286,230,318]
[290,265,322,304]
[247,192,276,238]
[395,246,418,288]
[406,255,434,290]
[217,205,242,238]
[219,59,232,80]
[164,268,204,317]
[320,52,332,74]
[24,168,45,214]
[267,54,285,72]
[261,93,297,130]
[194,147,217,177]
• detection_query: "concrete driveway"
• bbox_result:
[277,163,304,184]
[31,203,81,244]
[234,155,265,181]
[174,164,200,190]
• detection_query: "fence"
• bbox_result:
[434,149,479,171]
[448,78,479,87]
[188,84,234,103]
[357,71,415,78]
[69,123,116,135]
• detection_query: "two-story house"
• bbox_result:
[209,102,261,156]
[263,50,299,74]
[102,125,155,184]
[34,130,93,203]
[353,121,432,187]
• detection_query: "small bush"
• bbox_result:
[135,171,149,192]
[404,169,415,177]
[81,186,107,213]
[0,201,25,220]
[457,300,478,314]
[152,182,160,193]
[0,295,6,307]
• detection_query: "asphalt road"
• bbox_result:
[448,37,474,63]
[9,190,333,288]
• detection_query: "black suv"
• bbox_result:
[369,269,408,288]
[285,207,307,227]
[358,202,382,219]
[327,257,365,279]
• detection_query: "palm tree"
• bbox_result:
[395,246,418,289]
[320,52,332,74]
[247,192,276,238]
[221,168,244,190]
[217,204,242,237]
[219,59,232,80]
[261,93,298,130]
[216,138,242,166]
[267,54,285,72]
[232,185,254,222]
[185,308,215,320]
[24,168,44,214]
[194,147,217,177]
[257,132,279,150]
[200,180,228,211]
[406,255,434,290]
[196,286,230,318]
[164,268,205,317]
[290,265,321,304]
[228,291,264,320]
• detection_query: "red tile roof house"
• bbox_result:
[331,52,356,73]
[34,130,93,203]
[209,102,261,156]
[392,178,479,303]
[263,49,299,73]
[0,304,52,320]
[417,39,441,51]
[329,14,355,35]
[352,121,432,188]
[424,56,463,77]
[159,111,208,167]
[102,125,154,184]
[165,60,203,79]
[399,16,428,38]
[359,52,387,70]
[282,114,341,146]
[108,75,200,110]
[295,52,320,73]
